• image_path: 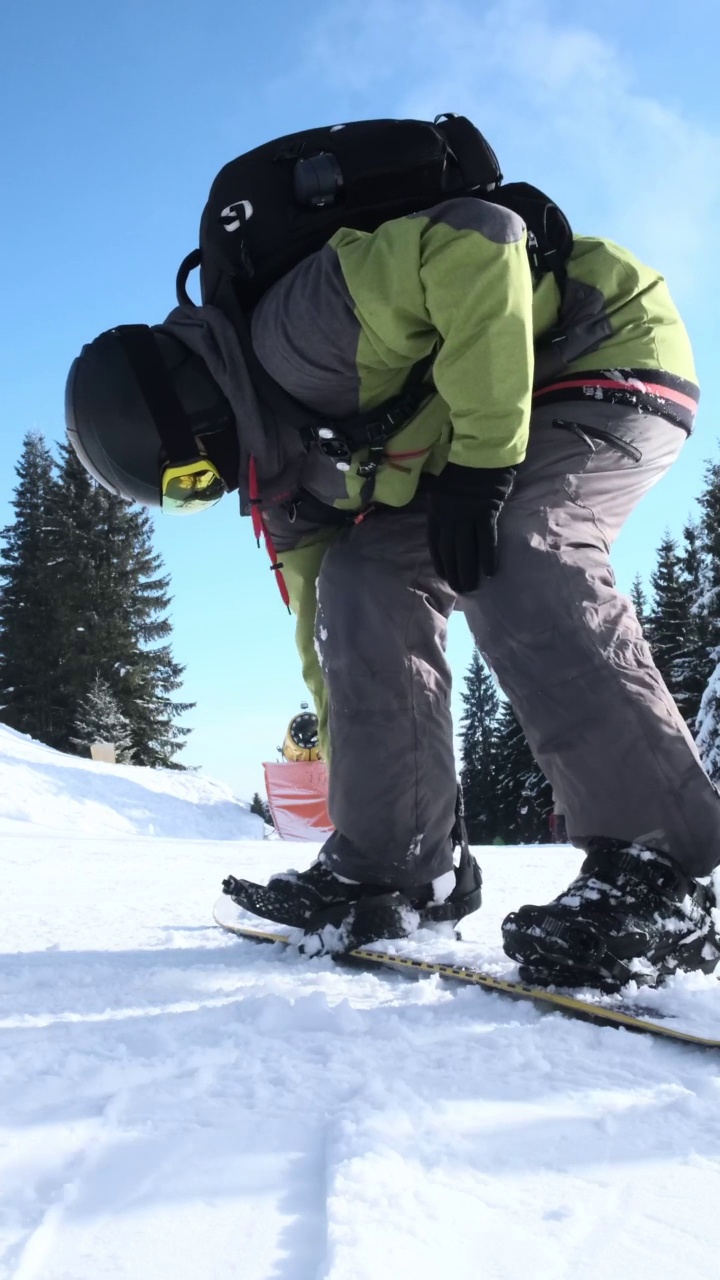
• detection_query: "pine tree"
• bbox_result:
[494,702,553,843]
[644,526,711,732]
[53,443,194,767]
[630,574,649,631]
[695,462,720,647]
[112,509,194,769]
[672,520,713,731]
[646,532,689,697]
[458,648,499,844]
[1,435,193,765]
[0,432,66,745]
[250,792,274,825]
[70,673,133,761]
[693,460,720,779]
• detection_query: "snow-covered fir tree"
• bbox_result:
[672,520,714,731]
[53,442,194,767]
[250,792,274,825]
[70,673,133,762]
[646,531,691,699]
[458,647,499,844]
[493,702,553,843]
[630,573,649,631]
[0,435,193,767]
[0,433,66,745]
[637,523,711,734]
[693,460,720,779]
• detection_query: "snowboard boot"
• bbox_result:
[222,822,482,955]
[502,839,720,992]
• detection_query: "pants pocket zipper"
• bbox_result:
[552,418,643,463]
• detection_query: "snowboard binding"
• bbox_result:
[502,840,720,993]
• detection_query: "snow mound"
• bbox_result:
[0,723,262,840]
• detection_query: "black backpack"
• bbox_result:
[176,114,573,312]
[177,114,504,311]
[174,116,573,498]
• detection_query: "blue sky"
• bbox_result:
[1,0,719,799]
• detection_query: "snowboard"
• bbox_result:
[213,896,720,1051]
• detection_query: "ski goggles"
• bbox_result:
[160,458,227,515]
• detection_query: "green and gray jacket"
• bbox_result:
[163,196,698,737]
[248,195,696,526]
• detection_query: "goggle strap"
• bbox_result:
[111,325,198,464]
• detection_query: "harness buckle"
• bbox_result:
[315,425,352,471]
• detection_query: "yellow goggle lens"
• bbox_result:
[161,459,226,515]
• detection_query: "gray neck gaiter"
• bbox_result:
[159,303,306,511]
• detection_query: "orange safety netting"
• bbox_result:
[263,761,332,841]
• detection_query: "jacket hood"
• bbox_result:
[159,303,306,512]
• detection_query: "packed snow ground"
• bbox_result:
[2,726,720,1279]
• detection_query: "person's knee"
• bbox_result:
[317,545,408,688]
[468,524,631,671]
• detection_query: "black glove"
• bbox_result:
[426,463,516,594]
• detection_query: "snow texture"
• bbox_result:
[0,723,262,840]
[2,723,720,1279]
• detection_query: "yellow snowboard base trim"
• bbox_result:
[213,905,720,1051]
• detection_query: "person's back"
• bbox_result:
[252,203,699,506]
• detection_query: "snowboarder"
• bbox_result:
[65,137,720,988]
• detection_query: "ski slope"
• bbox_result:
[2,724,720,1280]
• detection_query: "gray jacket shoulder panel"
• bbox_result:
[251,244,362,418]
[412,197,526,245]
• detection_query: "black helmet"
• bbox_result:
[65,324,238,506]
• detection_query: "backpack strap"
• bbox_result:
[485,182,573,355]
[176,249,202,307]
[301,351,435,479]
[485,181,572,294]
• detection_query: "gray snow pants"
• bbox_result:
[316,401,720,889]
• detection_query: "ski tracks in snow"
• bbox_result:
[3,836,720,1278]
